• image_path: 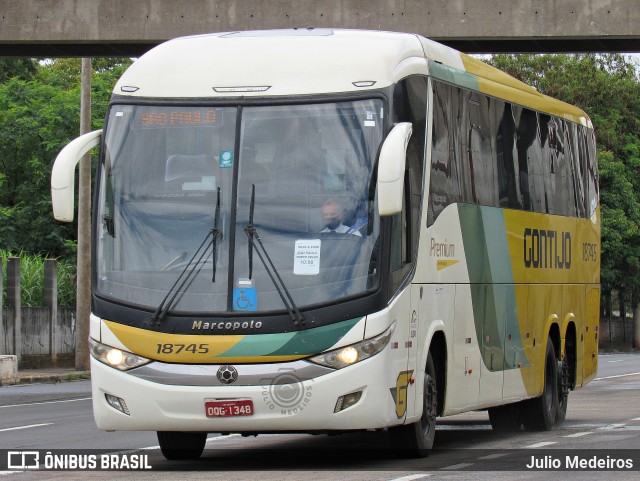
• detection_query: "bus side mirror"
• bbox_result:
[377,122,412,216]
[51,129,102,222]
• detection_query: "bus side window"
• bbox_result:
[391,76,427,280]
[390,171,410,272]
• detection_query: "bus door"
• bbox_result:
[403,284,422,419]
[387,286,417,423]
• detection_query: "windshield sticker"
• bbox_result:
[365,111,376,127]
[293,239,321,275]
[233,286,257,311]
[219,150,234,168]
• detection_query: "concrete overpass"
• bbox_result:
[1,0,639,56]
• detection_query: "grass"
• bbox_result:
[0,250,76,307]
[66,372,91,381]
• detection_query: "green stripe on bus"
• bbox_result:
[216,317,362,358]
[459,205,528,371]
[428,60,480,92]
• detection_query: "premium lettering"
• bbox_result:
[430,238,455,258]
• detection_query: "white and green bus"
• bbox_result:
[51,29,600,459]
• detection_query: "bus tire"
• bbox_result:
[157,431,207,460]
[390,352,437,458]
[522,336,558,431]
[488,402,522,432]
[556,349,570,424]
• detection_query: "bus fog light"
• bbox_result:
[334,391,363,413]
[308,322,396,369]
[105,393,130,415]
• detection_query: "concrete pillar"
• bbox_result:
[0,355,17,385]
[633,305,640,349]
[76,57,92,371]
[6,257,21,359]
[44,259,58,365]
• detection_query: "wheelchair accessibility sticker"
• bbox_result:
[233,287,257,311]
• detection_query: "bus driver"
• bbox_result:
[320,199,362,236]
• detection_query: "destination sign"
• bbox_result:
[139,109,218,127]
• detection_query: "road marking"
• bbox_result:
[0,472,22,476]
[595,372,640,381]
[631,417,640,421]
[0,423,53,433]
[441,463,473,470]
[388,474,432,481]
[607,360,624,363]
[524,441,556,448]
[0,397,91,409]
[205,433,241,444]
[564,431,594,438]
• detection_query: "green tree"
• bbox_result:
[0,57,131,259]
[0,58,37,82]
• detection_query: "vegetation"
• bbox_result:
[1,250,76,307]
[0,58,131,259]
[0,58,130,307]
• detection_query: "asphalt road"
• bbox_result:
[1,352,640,480]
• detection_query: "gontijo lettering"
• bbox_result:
[523,228,572,269]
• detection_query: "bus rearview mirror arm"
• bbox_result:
[51,129,103,222]
[377,122,412,216]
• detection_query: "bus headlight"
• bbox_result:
[308,322,396,369]
[89,338,150,371]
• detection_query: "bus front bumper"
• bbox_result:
[91,351,401,432]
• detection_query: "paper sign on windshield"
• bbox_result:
[294,240,321,275]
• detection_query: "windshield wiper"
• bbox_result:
[244,185,305,326]
[152,188,222,326]
[212,187,222,282]
[247,185,254,280]
[152,228,214,326]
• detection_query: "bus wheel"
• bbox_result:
[488,402,522,432]
[556,348,570,424]
[390,352,437,458]
[522,336,558,431]
[157,431,207,460]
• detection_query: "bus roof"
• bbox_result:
[114,29,591,127]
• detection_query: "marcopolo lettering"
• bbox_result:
[523,228,571,269]
[192,320,263,331]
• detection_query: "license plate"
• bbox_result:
[205,399,254,418]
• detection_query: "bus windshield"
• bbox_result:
[96,100,384,315]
